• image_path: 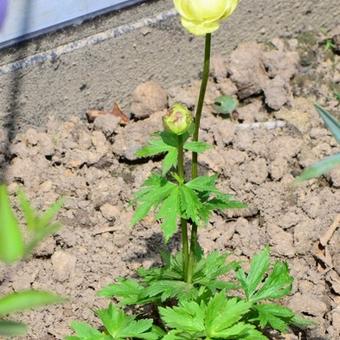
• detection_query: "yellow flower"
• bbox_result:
[174,0,239,36]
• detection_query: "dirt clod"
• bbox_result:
[131,81,168,119]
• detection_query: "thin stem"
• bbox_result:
[177,134,189,281]
[188,33,212,284]
[192,33,212,179]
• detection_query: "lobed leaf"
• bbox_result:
[145,280,197,302]
[97,278,148,305]
[156,187,180,242]
[252,262,293,302]
[136,132,180,175]
[183,141,211,153]
[96,304,154,339]
[160,300,206,334]
[131,174,176,226]
[66,321,108,340]
[205,293,251,337]
[236,247,270,300]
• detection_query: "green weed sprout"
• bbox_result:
[296,104,340,182]
[0,185,64,337]
[67,1,311,339]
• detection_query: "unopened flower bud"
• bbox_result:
[163,103,193,135]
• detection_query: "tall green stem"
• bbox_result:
[188,33,212,284]
[192,33,212,179]
[177,134,189,281]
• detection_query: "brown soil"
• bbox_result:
[0,29,339,339]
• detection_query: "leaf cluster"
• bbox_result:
[98,251,237,305]
[131,174,245,242]
[68,248,311,340]
[136,131,211,176]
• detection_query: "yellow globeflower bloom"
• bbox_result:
[174,0,239,36]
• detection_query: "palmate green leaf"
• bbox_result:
[0,185,25,263]
[315,104,340,143]
[236,247,270,300]
[136,135,175,158]
[183,141,211,153]
[162,149,178,176]
[0,320,27,337]
[296,153,340,182]
[160,300,206,334]
[145,280,198,302]
[185,176,246,217]
[253,303,295,332]
[186,175,219,193]
[136,132,180,175]
[193,252,237,292]
[97,278,149,305]
[131,174,176,226]
[66,321,109,340]
[0,290,63,315]
[252,262,293,302]
[205,293,251,338]
[237,248,293,303]
[156,187,180,242]
[179,185,204,225]
[96,304,154,339]
[160,292,263,339]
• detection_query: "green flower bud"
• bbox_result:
[163,103,193,135]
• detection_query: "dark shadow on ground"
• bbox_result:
[0,0,33,183]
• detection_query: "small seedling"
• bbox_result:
[213,95,239,117]
[324,38,335,52]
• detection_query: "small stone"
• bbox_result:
[214,121,236,146]
[131,81,168,119]
[269,158,289,181]
[51,250,76,282]
[263,76,292,110]
[40,180,53,193]
[100,203,119,222]
[112,110,164,160]
[245,158,268,185]
[218,78,238,96]
[25,128,40,146]
[331,308,340,333]
[278,211,300,230]
[94,114,120,137]
[237,99,262,123]
[293,221,314,254]
[267,224,295,257]
[329,167,340,188]
[288,293,328,316]
[229,42,267,99]
[275,97,316,134]
[34,237,56,257]
[211,53,227,81]
[334,253,340,276]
